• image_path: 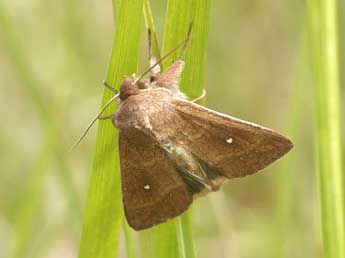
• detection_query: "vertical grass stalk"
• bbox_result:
[140,1,211,258]
[307,0,345,257]
[77,1,143,258]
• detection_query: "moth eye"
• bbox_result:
[149,75,155,82]
[226,137,233,144]
[143,184,151,190]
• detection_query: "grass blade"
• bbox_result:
[306,0,345,257]
[162,0,211,99]
[140,1,211,258]
[164,1,211,257]
[122,218,137,258]
[143,0,162,62]
[77,1,143,258]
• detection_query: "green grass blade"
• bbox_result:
[177,213,195,258]
[306,0,345,257]
[143,0,162,62]
[122,218,137,258]
[164,1,211,257]
[162,0,211,98]
[140,221,180,258]
[77,1,143,258]
[140,1,211,258]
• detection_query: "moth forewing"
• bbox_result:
[119,131,192,230]
[170,99,293,179]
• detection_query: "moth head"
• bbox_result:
[119,76,145,101]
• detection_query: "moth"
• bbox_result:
[76,26,293,230]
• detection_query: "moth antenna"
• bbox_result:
[147,28,163,73]
[133,28,193,85]
[178,23,193,60]
[103,80,118,95]
[148,29,153,62]
[71,92,119,150]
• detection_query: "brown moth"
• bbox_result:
[76,26,293,230]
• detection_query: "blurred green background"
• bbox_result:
[0,0,342,258]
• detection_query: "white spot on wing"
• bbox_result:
[226,137,233,144]
[144,185,151,190]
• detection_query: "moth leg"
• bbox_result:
[147,29,161,76]
[102,80,118,95]
[98,115,113,120]
[191,89,206,103]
